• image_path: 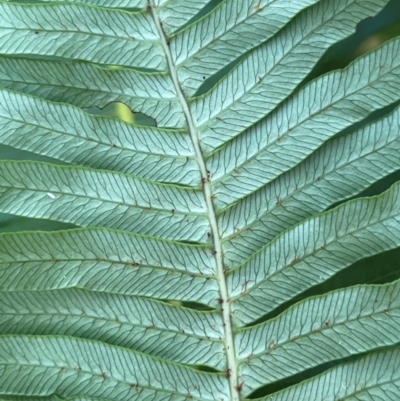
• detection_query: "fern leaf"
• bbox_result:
[0,0,399,400]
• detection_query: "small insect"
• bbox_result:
[47,192,56,199]
[217,298,224,304]
[235,381,244,393]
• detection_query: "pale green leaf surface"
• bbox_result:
[0,161,208,241]
[171,0,320,95]
[229,182,400,325]
[264,348,400,401]
[0,3,166,70]
[220,99,400,267]
[210,37,400,209]
[0,58,185,128]
[157,0,213,34]
[26,0,146,8]
[0,228,219,304]
[192,0,387,151]
[0,0,398,400]
[0,289,225,368]
[0,397,113,401]
[0,88,197,184]
[237,280,400,394]
[0,335,229,401]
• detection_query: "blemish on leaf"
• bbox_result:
[290,256,301,265]
[129,383,139,390]
[268,340,276,349]
[241,279,255,294]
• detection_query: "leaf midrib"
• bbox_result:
[211,62,400,188]
[0,258,214,277]
[195,0,349,133]
[221,133,400,243]
[173,0,278,66]
[149,2,240,400]
[340,376,400,400]
[0,71,179,102]
[1,309,222,342]
[229,204,400,300]
[0,182,206,217]
[241,304,396,362]
[0,359,210,401]
[0,113,189,159]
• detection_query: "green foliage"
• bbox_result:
[0,0,399,400]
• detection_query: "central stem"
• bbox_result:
[149,3,240,401]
